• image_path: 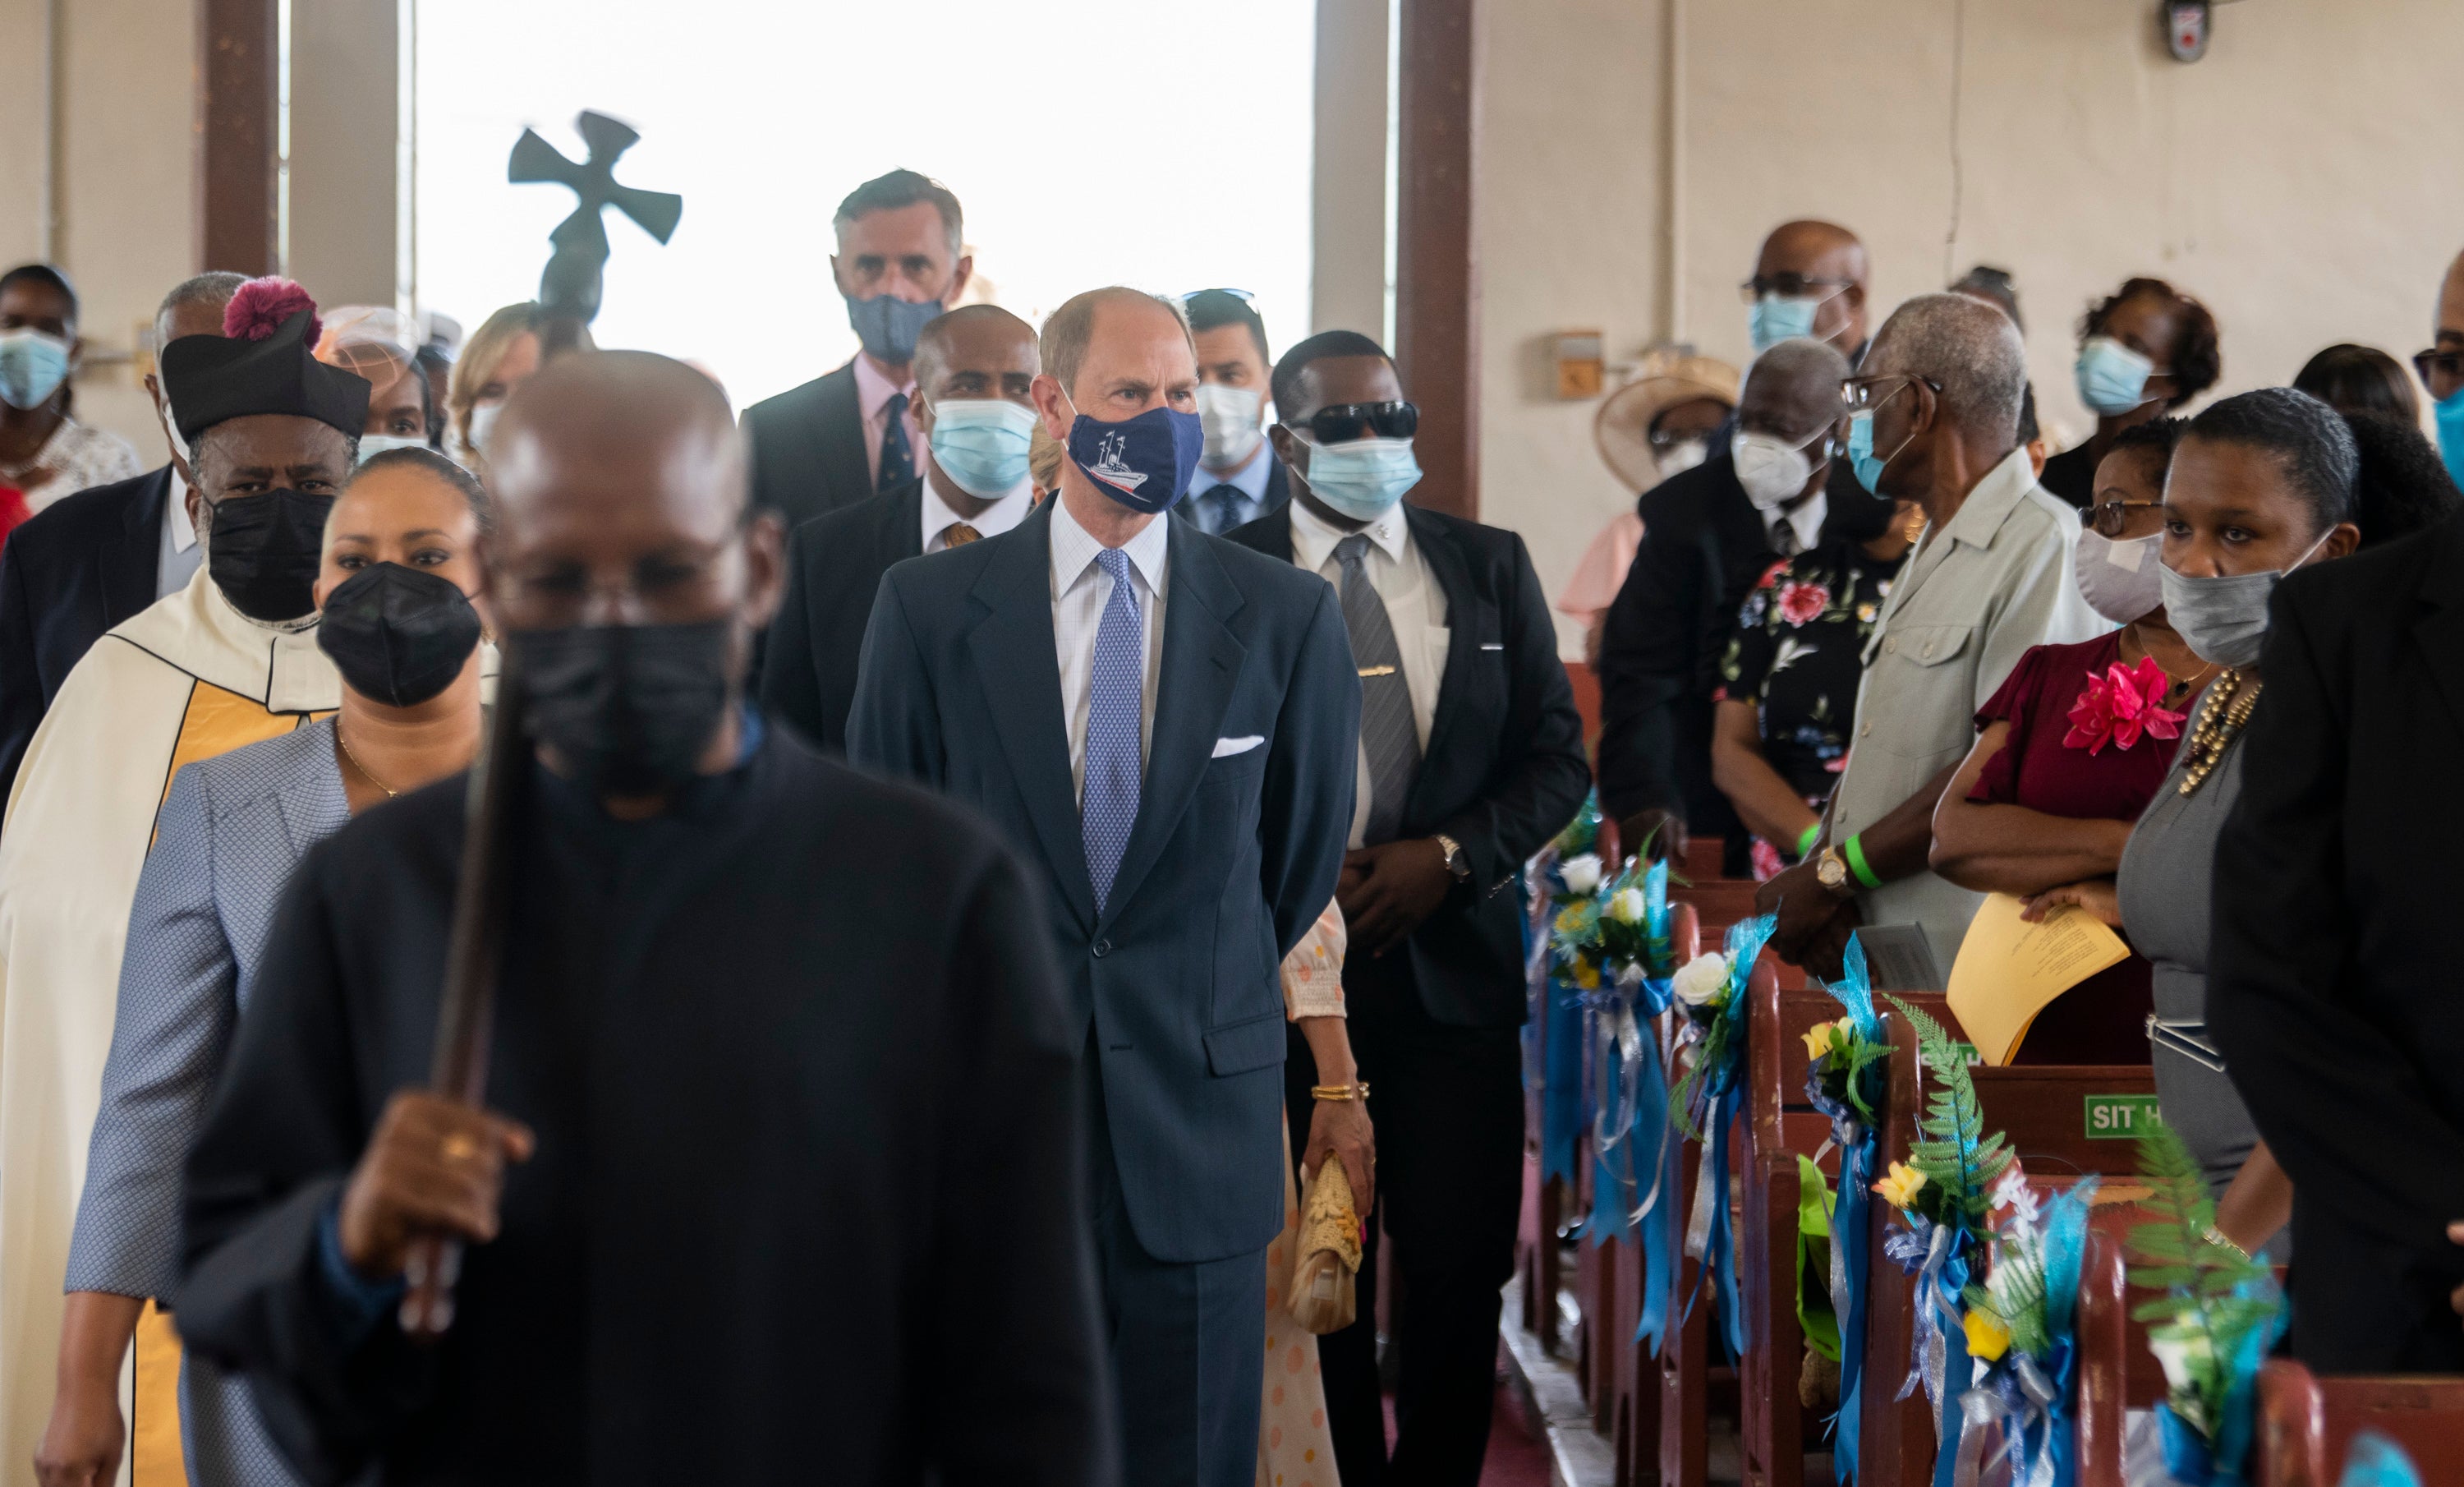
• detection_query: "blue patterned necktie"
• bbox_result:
[878,390,916,492]
[1082,547,1144,912]
[1197,484,1244,534]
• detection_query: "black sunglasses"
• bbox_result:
[1292,401,1418,444]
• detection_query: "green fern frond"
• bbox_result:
[1887,995,2011,1231]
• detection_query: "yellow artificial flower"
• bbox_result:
[1800,1024,1834,1060]
[1556,905,1584,935]
[1963,1309,2013,1363]
[1571,958,1601,990]
[1872,1160,1928,1211]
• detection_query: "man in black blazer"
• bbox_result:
[761,304,1041,752]
[0,273,239,802]
[1178,289,1290,535]
[848,288,1360,1487]
[1225,331,1588,1486]
[741,170,974,530]
[2209,508,2464,1373]
[1594,337,1885,870]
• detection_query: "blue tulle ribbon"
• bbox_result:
[2157,1273,2292,1485]
[1675,914,1772,1364]
[1818,937,1887,1485]
[2336,1434,2425,1487]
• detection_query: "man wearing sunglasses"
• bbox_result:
[1754,294,2099,982]
[1225,330,1588,1487]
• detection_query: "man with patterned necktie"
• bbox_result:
[1176,289,1289,536]
[848,287,1364,1487]
[1225,330,1590,1487]
[761,304,1040,753]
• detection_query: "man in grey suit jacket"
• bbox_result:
[848,288,1361,1487]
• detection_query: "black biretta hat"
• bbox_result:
[160,310,370,444]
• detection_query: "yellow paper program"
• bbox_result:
[1946,892,2132,1066]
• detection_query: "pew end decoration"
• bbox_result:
[1950,1172,2101,1486]
[2125,1118,2285,1485]
[1668,912,1777,1361]
[1810,936,1894,1480]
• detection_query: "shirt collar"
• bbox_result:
[1050,489,1170,598]
[1772,490,1827,553]
[921,468,1035,549]
[1196,440,1275,504]
[851,352,916,421]
[1938,446,2043,551]
[168,469,196,552]
[1288,491,1411,573]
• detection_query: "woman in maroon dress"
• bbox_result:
[1928,418,2208,1063]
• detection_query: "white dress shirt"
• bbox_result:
[1050,495,1170,803]
[1766,489,1827,555]
[156,471,201,600]
[920,468,1033,555]
[1287,496,1450,849]
[851,353,921,488]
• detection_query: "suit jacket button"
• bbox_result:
[1093,938,1112,958]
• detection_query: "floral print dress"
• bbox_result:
[1717,541,1904,878]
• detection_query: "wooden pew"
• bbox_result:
[2071,1227,2132,1487]
[2255,1360,2464,1486]
[1857,1015,2161,1487]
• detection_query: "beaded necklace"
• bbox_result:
[2177,667,2260,796]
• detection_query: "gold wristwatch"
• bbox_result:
[1434,833,1470,882]
[1814,845,1855,898]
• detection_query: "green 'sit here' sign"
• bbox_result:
[2085,1093,2161,1139]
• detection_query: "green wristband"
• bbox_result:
[1794,822,1822,860]
[1843,833,1882,891]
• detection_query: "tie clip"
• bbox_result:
[1358,665,1397,678]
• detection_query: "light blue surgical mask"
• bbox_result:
[1748,294,1823,356]
[926,398,1037,498]
[2435,385,2464,495]
[0,329,71,411]
[2075,335,2158,417]
[1300,434,1423,520]
[1845,387,1919,498]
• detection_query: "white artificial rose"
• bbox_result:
[2146,1322,2216,1432]
[1605,886,1648,925]
[1560,854,1603,895]
[1671,951,1731,1008]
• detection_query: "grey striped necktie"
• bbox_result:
[1334,532,1421,845]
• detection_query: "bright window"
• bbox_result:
[415,0,1318,409]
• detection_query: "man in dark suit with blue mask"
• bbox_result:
[848,286,1363,1487]
[742,170,973,530]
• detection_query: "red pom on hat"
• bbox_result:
[223,277,321,348]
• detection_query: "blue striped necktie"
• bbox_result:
[1082,548,1144,912]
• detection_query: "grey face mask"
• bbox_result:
[2158,525,2333,668]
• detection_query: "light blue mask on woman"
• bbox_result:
[1303,434,1423,520]
[926,399,1038,497]
[0,329,71,411]
[2075,335,2157,417]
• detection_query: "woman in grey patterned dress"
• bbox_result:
[39,449,489,1486]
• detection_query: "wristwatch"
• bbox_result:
[1814,845,1855,899]
[1433,833,1471,883]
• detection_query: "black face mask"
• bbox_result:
[316,562,483,707]
[517,622,733,796]
[205,489,334,622]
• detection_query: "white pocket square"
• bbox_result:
[1212,735,1265,757]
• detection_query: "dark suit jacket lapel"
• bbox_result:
[100,468,171,623]
[1101,519,1248,931]
[884,480,924,563]
[2411,517,2464,738]
[818,362,871,504]
[1404,506,1483,795]
[965,504,1097,932]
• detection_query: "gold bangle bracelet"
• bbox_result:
[1310,1082,1370,1103]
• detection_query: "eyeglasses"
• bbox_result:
[1292,401,1418,444]
[2087,498,2166,538]
[2412,348,2464,394]
[1740,274,1854,303]
[1839,375,1941,414]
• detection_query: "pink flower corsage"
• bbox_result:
[2062,657,2186,754]
[1777,580,1830,626]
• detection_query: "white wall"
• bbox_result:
[1479,0,2464,656]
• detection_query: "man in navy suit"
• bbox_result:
[848,287,1363,1487]
[1225,331,1589,1485]
[1177,289,1289,535]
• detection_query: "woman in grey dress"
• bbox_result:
[39,449,490,1486]
[2026,390,2462,1259]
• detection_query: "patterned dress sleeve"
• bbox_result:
[1719,560,1788,702]
[63,765,241,1300]
[1279,900,1348,1020]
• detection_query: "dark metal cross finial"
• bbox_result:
[507,110,683,327]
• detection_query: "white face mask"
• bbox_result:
[1731,428,1823,511]
[353,432,431,467]
[466,402,505,458]
[1194,383,1263,469]
[2071,528,2166,624]
[1657,437,1709,478]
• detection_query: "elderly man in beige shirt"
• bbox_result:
[1758,292,2101,978]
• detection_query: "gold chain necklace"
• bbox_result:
[2177,668,2260,797]
[335,725,400,799]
